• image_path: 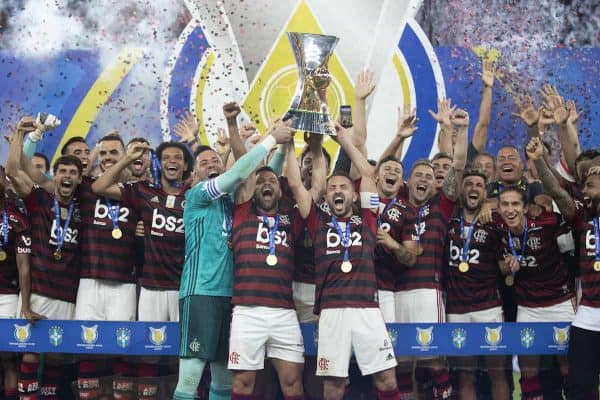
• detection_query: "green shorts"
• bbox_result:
[179,295,232,362]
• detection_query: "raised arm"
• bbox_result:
[442,109,469,201]
[472,60,495,152]
[429,97,456,155]
[285,142,312,219]
[352,69,375,155]
[5,118,37,198]
[526,137,576,219]
[378,106,417,163]
[223,102,247,161]
[92,142,151,200]
[306,134,326,202]
[561,100,581,173]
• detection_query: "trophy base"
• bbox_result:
[286,109,335,135]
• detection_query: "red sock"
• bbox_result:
[230,394,256,400]
[378,388,401,400]
[519,376,543,400]
[432,368,452,400]
[40,365,62,400]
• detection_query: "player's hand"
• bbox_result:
[525,137,544,161]
[126,142,152,162]
[481,59,496,88]
[527,203,543,218]
[428,97,455,128]
[504,254,520,273]
[223,102,242,121]
[450,108,470,127]
[396,105,418,139]
[566,100,580,126]
[269,119,294,144]
[214,128,230,157]
[173,111,199,143]
[513,96,539,127]
[354,69,375,100]
[376,229,400,251]
[478,201,494,224]
[21,308,46,324]
[14,116,36,136]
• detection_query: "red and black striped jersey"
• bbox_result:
[25,186,81,303]
[305,205,379,314]
[444,211,503,313]
[120,181,186,290]
[0,200,31,295]
[397,192,455,291]
[374,197,415,291]
[571,203,600,308]
[498,212,574,307]
[78,177,138,283]
[231,199,303,308]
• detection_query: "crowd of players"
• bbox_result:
[0,62,598,400]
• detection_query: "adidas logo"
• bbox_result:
[150,196,160,203]
[386,353,394,361]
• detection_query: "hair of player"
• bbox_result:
[155,141,194,180]
[33,152,51,172]
[462,168,488,184]
[409,158,435,176]
[498,144,522,160]
[193,145,217,159]
[498,184,526,204]
[53,154,83,175]
[60,136,87,155]
[98,131,125,149]
[327,169,354,185]
[300,144,332,170]
[127,137,150,146]
[432,152,453,162]
[255,165,277,177]
[376,155,403,171]
[473,151,495,164]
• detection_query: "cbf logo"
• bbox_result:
[14,323,31,343]
[521,328,535,349]
[48,326,63,347]
[451,328,467,349]
[387,328,399,348]
[116,328,131,349]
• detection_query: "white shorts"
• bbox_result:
[394,288,445,323]
[228,306,304,370]
[137,287,179,322]
[18,293,74,320]
[75,279,136,321]
[0,294,18,318]
[447,306,504,323]
[378,290,396,323]
[292,281,318,323]
[517,298,577,323]
[316,308,397,378]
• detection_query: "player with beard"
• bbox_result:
[444,170,509,400]
[0,164,38,400]
[525,138,600,400]
[394,109,469,400]
[496,181,575,400]
[93,141,192,399]
[228,163,306,399]
[7,117,83,400]
[72,133,141,399]
[372,155,417,322]
[287,123,400,400]
[127,137,152,182]
[172,120,294,400]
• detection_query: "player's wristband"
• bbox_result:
[259,135,276,152]
[360,192,379,209]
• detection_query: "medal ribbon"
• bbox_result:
[416,207,425,250]
[508,217,528,263]
[1,208,8,250]
[377,198,397,228]
[54,198,74,256]
[223,195,233,242]
[331,216,351,263]
[151,151,161,188]
[459,211,476,263]
[105,199,120,231]
[262,214,280,256]
[593,217,600,261]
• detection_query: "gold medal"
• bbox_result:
[341,260,353,273]
[53,249,62,261]
[594,261,600,272]
[415,246,424,256]
[458,261,469,273]
[0,250,6,262]
[60,207,68,220]
[266,254,278,266]
[505,275,514,286]
[112,228,123,240]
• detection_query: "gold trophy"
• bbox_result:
[285,32,340,135]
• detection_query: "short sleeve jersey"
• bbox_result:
[0,201,31,295]
[570,203,600,308]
